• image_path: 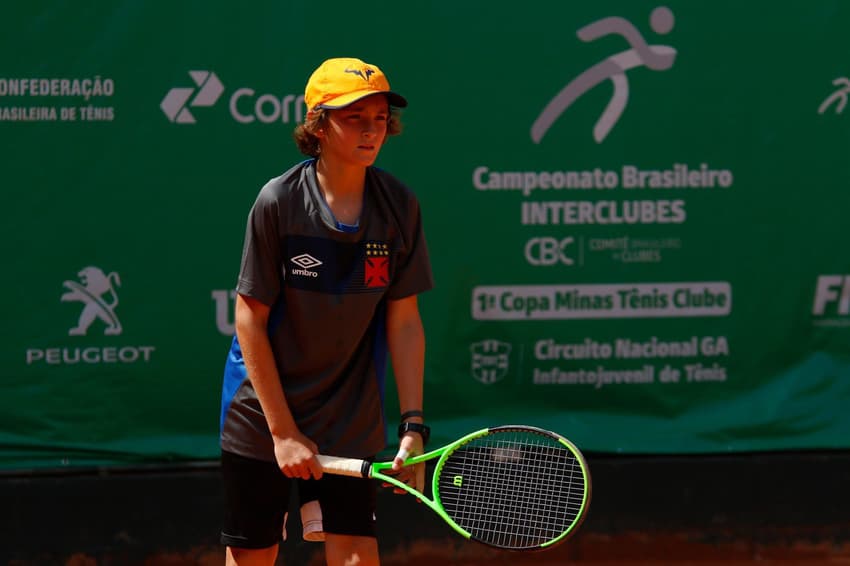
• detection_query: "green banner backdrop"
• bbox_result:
[3,1,850,469]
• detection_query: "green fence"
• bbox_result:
[3,1,850,468]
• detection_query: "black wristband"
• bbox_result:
[400,410,424,421]
[398,421,430,445]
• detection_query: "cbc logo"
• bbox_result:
[525,237,575,266]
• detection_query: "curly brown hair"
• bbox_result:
[292,106,404,157]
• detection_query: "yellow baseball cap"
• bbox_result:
[304,57,407,113]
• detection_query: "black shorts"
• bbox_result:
[220,450,377,549]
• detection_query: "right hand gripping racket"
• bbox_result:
[317,424,591,551]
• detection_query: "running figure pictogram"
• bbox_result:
[818,77,850,115]
[531,6,676,144]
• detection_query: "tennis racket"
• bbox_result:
[316,424,591,551]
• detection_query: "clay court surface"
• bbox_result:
[12,524,850,564]
[52,533,850,565]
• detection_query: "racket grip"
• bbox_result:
[316,455,371,478]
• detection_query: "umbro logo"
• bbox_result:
[290,254,322,278]
[291,254,322,269]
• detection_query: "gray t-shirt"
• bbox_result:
[220,159,433,461]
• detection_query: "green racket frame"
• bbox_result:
[347,425,591,549]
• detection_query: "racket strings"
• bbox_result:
[437,430,586,549]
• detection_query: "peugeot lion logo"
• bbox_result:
[61,266,123,336]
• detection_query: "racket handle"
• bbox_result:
[316,455,371,478]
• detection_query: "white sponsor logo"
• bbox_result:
[587,236,681,264]
[812,275,850,326]
[533,335,729,360]
[525,236,575,266]
[161,71,225,124]
[818,77,850,115]
[212,289,236,335]
[470,340,512,384]
[291,254,322,278]
[472,281,731,320]
[161,70,304,125]
[531,6,676,143]
[0,76,116,122]
[291,254,322,269]
[61,266,123,336]
[25,267,155,366]
[229,87,304,124]
[26,346,155,365]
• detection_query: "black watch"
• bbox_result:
[398,421,430,445]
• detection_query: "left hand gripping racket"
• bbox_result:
[317,424,591,551]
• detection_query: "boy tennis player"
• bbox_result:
[218,57,433,565]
